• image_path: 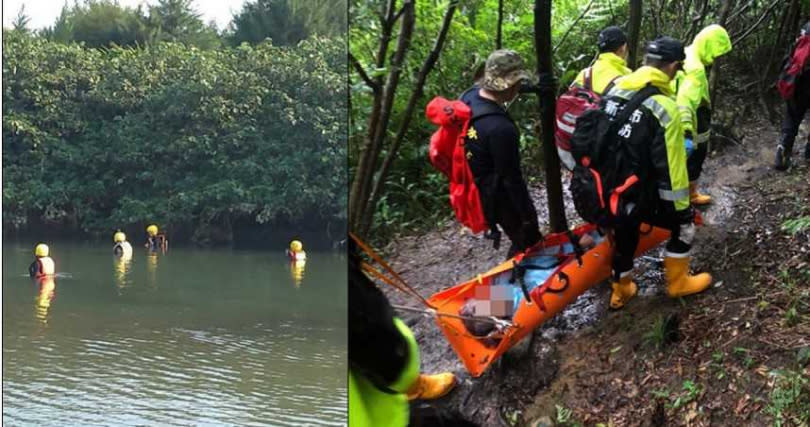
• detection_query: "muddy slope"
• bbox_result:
[381,118,809,426]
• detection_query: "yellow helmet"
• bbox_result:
[35,243,49,257]
[147,224,158,236]
[290,240,303,253]
[114,231,126,242]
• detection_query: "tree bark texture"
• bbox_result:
[496,0,503,49]
[534,0,567,233]
[627,0,642,68]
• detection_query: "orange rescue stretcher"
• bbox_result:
[427,223,670,377]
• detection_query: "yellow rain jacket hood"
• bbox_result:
[674,25,732,135]
[614,65,675,97]
[573,52,632,95]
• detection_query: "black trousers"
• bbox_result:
[687,107,711,181]
[611,212,691,280]
[781,96,810,150]
[494,199,541,259]
[687,140,708,181]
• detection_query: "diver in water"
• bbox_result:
[287,240,307,287]
[287,239,307,261]
[113,231,133,258]
[29,243,56,279]
[145,224,168,252]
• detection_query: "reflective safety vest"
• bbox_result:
[349,318,419,427]
[37,257,55,278]
[114,241,134,259]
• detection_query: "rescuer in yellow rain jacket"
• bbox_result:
[572,26,633,95]
[348,242,462,426]
[603,37,712,309]
[673,25,732,205]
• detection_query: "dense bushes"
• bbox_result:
[2,30,346,245]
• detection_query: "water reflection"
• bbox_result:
[290,259,306,288]
[34,276,56,324]
[146,252,158,290]
[113,254,133,293]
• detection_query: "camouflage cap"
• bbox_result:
[481,49,533,92]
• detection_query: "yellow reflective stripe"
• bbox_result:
[642,98,672,127]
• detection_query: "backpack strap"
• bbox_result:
[613,84,661,126]
[584,67,594,92]
[602,75,621,96]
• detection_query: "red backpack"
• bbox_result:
[554,67,610,152]
[426,96,489,234]
[777,35,810,100]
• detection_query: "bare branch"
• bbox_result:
[349,52,380,93]
[361,0,460,234]
[352,0,416,234]
[552,0,595,56]
[726,0,754,25]
[730,0,780,46]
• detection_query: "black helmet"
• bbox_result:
[645,36,686,63]
[598,26,628,53]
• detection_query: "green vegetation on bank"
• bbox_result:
[2,29,346,246]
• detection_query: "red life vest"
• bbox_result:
[426,97,488,234]
[777,35,810,100]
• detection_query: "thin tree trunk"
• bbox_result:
[627,0,642,68]
[709,0,734,103]
[534,0,567,232]
[496,0,503,49]
[359,0,459,236]
[348,0,397,230]
[350,1,415,235]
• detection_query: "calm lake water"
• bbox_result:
[2,241,347,426]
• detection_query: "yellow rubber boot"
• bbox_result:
[689,181,712,205]
[610,276,638,309]
[664,256,712,298]
[406,373,457,401]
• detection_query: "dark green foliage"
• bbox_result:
[11,5,31,33]
[147,0,222,49]
[40,0,221,49]
[227,0,347,47]
[50,0,155,48]
[2,30,346,242]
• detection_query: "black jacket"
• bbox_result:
[460,87,539,228]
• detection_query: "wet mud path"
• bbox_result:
[382,118,810,426]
